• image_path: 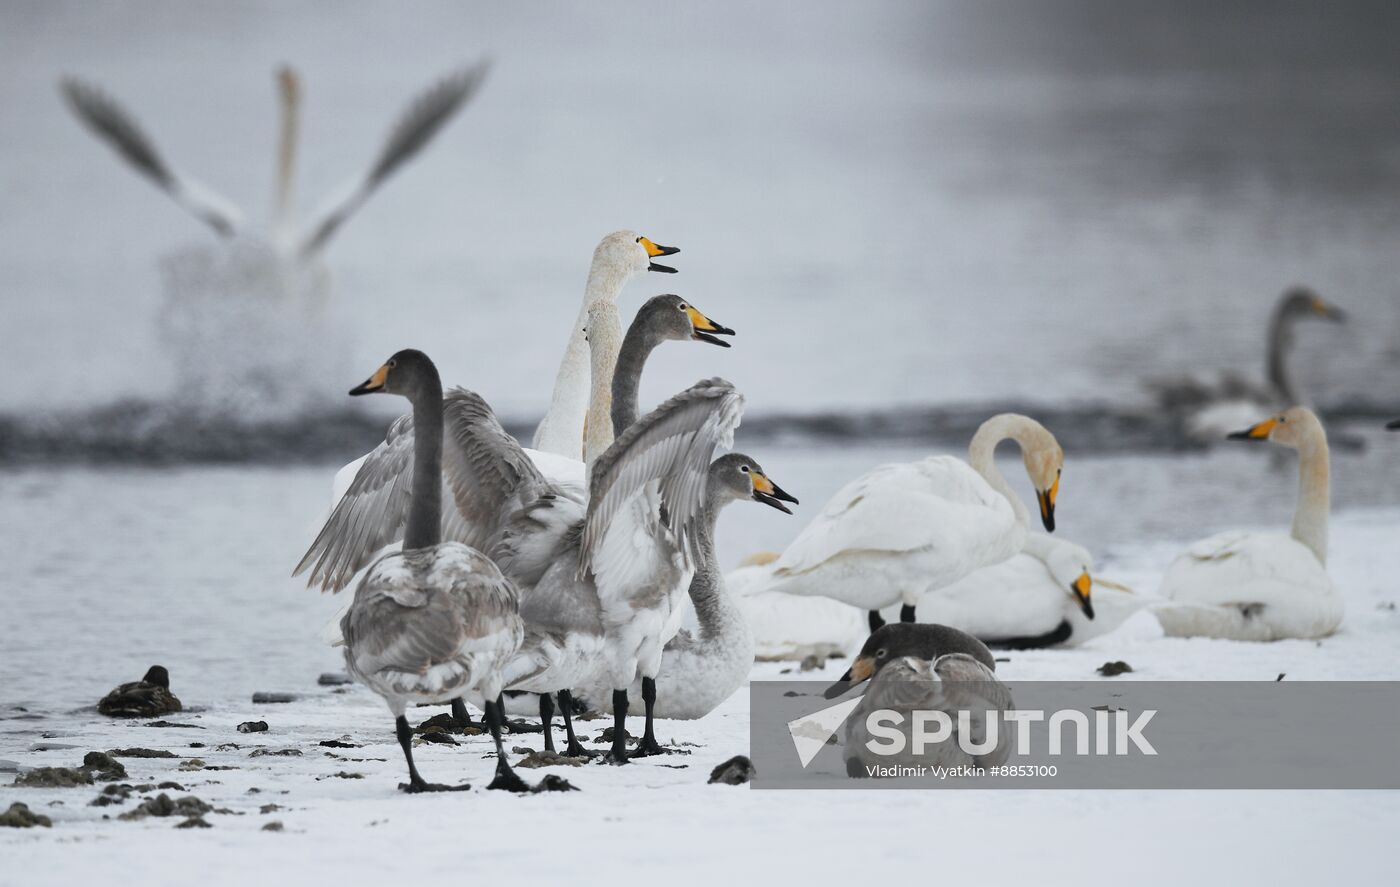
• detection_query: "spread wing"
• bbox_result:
[60,77,242,237]
[579,378,744,582]
[300,63,487,255]
[293,387,553,592]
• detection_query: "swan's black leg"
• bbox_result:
[900,604,917,623]
[539,692,556,753]
[630,677,670,757]
[397,715,468,793]
[451,697,473,728]
[603,689,630,765]
[558,690,594,758]
[485,699,532,792]
[868,610,885,633]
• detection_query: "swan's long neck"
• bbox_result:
[610,320,664,435]
[967,415,1032,528]
[275,69,300,229]
[583,303,621,465]
[1290,424,1330,564]
[533,257,634,459]
[403,370,444,551]
[689,489,737,641]
[1265,306,1301,405]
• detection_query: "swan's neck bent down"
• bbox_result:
[583,302,621,465]
[403,371,444,551]
[1290,430,1330,564]
[533,253,636,459]
[967,414,1036,527]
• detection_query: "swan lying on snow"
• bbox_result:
[1152,406,1342,641]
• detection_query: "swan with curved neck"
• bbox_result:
[571,454,797,720]
[336,349,537,793]
[752,413,1057,639]
[1154,406,1341,641]
[533,231,680,460]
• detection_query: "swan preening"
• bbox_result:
[60,64,485,418]
[1149,287,1346,443]
[1153,406,1342,641]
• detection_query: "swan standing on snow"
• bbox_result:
[1153,406,1342,641]
[533,231,681,460]
[570,454,798,720]
[749,413,1061,637]
[1149,288,1346,443]
[61,65,486,417]
[334,350,536,793]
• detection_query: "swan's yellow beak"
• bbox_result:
[349,363,390,396]
[824,654,876,699]
[1036,473,1059,532]
[1072,572,1094,620]
[1228,417,1278,441]
[640,236,680,273]
[1310,296,1346,322]
[686,304,735,347]
[751,471,799,514]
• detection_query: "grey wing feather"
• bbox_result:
[60,77,241,236]
[579,378,744,577]
[294,388,555,593]
[300,63,488,256]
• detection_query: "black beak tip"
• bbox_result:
[1386,420,1400,431]
[648,262,678,273]
[1081,600,1096,620]
[823,671,853,700]
[1041,511,1055,533]
[1226,430,1253,441]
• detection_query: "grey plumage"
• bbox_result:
[299,63,488,256]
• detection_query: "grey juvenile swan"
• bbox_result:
[570,454,798,721]
[334,349,535,793]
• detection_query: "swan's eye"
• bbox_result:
[387,359,397,369]
[678,303,688,311]
[740,465,749,473]
[635,236,642,243]
[1279,416,1287,423]
[876,648,887,659]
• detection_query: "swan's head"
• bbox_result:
[595,230,680,278]
[1227,405,1324,449]
[823,623,990,699]
[637,294,735,347]
[1045,543,1095,620]
[349,348,436,398]
[1279,286,1346,323]
[1021,427,1064,533]
[710,453,799,513]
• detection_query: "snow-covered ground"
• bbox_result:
[3,452,1400,884]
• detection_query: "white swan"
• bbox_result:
[532,230,680,460]
[751,413,1062,636]
[1152,406,1342,641]
[61,65,486,419]
[1147,288,1346,443]
[727,552,867,661]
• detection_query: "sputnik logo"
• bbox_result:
[786,695,862,768]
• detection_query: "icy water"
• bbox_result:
[7,432,1400,708]
[4,1,1400,422]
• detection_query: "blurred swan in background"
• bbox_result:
[532,231,680,460]
[60,64,486,419]
[1153,407,1342,640]
[737,413,1062,641]
[1148,287,1346,444]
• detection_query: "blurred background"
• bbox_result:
[4,0,1400,703]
